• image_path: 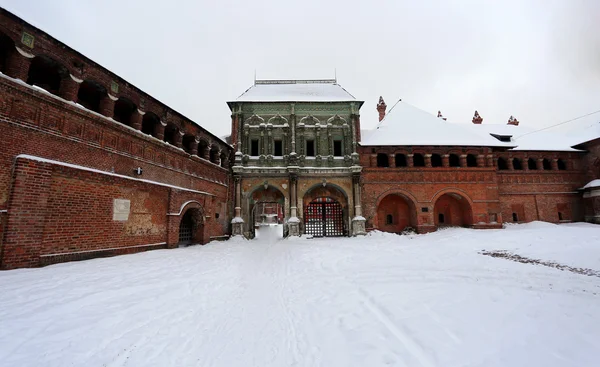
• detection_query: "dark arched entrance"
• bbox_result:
[376,193,417,233]
[433,193,473,227]
[178,208,204,246]
[304,197,344,237]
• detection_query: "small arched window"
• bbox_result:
[449,154,460,167]
[27,55,68,95]
[376,153,389,167]
[413,153,425,167]
[77,80,106,113]
[163,124,178,145]
[113,98,137,126]
[557,159,566,170]
[498,157,508,170]
[542,158,552,170]
[386,214,393,225]
[431,154,442,167]
[466,154,477,167]
[512,158,523,170]
[141,112,160,136]
[182,134,196,154]
[527,158,538,170]
[395,153,407,167]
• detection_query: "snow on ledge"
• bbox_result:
[287,217,300,223]
[231,216,245,223]
[352,216,366,221]
[582,179,600,189]
[16,154,215,196]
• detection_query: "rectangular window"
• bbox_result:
[333,140,343,156]
[250,139,259,156]
[274,140,283,156]
[306,140,315,156]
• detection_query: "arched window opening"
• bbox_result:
[0,32,15,74]
[198,140,209,158]
[163,124,178,145]
[449,154,460,167]
[376,153,389,167]
[395,153,407,167]
[466,154,477,167]
[386,214,393,225]
[512,212,518,222]
[557,159,566,170]
[431,154,442,167]
[527,158,538,170]
[27,55,69,95]
[77,80,106,113]
[512,158,523,170]
[497,157,508,170]
[542,158,552,170]
[220,151,229,168]
[413,153,425,167]
[210,146,220,164]
[113,98,136,126]
[141,112,160,136]
[182,134,196,154]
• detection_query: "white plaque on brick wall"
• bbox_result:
[113,199,130,221]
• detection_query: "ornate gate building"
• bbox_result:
[228,79,366,237]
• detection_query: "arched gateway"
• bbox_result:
[302,184,349,237]
[304,197,345,236]
[178,207,205,246]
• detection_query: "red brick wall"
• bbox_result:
[359,145,588,233]
[0,156,215,269]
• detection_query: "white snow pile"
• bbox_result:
[1,222,599,366]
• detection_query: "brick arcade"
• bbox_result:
[1,8,598,269]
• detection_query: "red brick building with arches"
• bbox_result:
[1,8,599,269]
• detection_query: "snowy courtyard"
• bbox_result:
[1,223,599,367]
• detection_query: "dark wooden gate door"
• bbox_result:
[304,197,344,237]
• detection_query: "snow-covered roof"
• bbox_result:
[360,101,515,147]
[582,179,600,190]
[455,123,582,152]
[541,111,600,147]
[232,80,358,103]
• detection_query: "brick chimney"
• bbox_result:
[377,96,387,121]
[507,115,519,126]
[437,111,447,121]
[472,110,483,124]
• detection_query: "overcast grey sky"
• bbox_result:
[3,0,599,136]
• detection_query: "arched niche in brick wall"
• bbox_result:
[432,190,474,227]
[113,97,137,127]
[375,191,418,233]
[77,80,106,113]
[27,55,69,95]
[0,31,15,74]
[141,112,161,136]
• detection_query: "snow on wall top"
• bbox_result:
[360,101,515,147]
[233,80,357,103]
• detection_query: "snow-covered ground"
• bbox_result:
[1,222,599,367]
